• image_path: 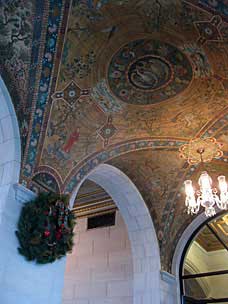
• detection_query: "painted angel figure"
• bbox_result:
[62,127,80,153]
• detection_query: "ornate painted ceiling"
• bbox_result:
[73,180,116,218]
[195,214,228,252]
[1,0,228,271]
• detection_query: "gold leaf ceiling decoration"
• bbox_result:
[1,0,228,271]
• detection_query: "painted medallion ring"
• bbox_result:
[108,39,193,105]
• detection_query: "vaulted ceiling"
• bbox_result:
[196,213,228,252]
[1,0,228,271]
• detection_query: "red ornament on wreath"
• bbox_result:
[44,230,50,237]
[55,230,62,240]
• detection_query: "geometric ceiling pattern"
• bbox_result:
[1,0,228,271]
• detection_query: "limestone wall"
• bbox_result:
[62,211,134,304]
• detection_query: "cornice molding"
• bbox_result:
[14,183,37,204]
[160,271,177,286]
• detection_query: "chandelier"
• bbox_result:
[180,139,228,217]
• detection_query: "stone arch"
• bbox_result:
[63,138,187,193]
[0,75,21,218]
[69,163,161,304]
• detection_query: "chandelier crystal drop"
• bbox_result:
[184,172,228,217]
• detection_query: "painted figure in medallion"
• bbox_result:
[128,56,171,90]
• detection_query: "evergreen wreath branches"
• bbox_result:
[16,192,76,264]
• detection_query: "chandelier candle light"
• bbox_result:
[184,147,228,217]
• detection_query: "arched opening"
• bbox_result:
[174,211,228,304]
[0,75,21,218]
[0,74,20,226]
[63,180,134,303]
[63,164,161,304]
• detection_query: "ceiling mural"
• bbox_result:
[21,0,70,181]
[37,0,228,186]
[41,96,106,179]
[32,172,61,194]
[1,0,228,271]
[108,39,193,105]
[195,216,228,252]
[0,0,35,153]
[189,0,228,20]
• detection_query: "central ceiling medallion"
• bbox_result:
[128,55,172,91]
[108,39,193,105]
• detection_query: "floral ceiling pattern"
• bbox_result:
[1,0,228,271]
[0,0,34,152]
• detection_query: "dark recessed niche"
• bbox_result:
[87,212,116,230]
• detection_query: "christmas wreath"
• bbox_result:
[16,193,76,264]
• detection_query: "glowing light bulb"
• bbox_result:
[184,180,194,197]
[198,172,212,190]
[218,176,227,193]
